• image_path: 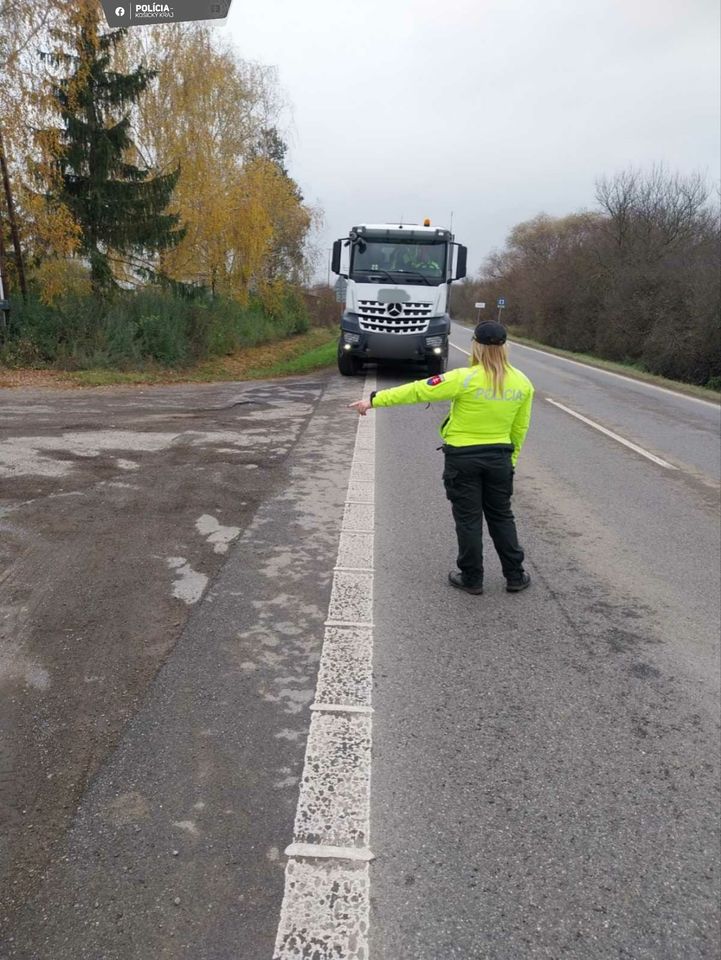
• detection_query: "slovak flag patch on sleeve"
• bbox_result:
[426,375,444,387]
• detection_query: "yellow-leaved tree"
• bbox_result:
[119,24,313,301]
[0,0,79,302]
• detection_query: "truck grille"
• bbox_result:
[357,300,434,334]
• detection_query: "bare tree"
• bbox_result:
[473,167,720,387]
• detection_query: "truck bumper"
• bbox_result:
[339,313,450,362]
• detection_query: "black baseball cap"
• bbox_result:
[473,320,507,345]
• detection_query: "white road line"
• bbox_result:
[451,336,719,408]
[546,398,677,469]
[324,619,374,629]
[273,374,377,960]
[284,843,374,863]
[311,703,374,715]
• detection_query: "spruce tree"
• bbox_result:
[47,5,183,290]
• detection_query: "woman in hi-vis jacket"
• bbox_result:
[350,321,534,595]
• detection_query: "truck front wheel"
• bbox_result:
[427,353,447,376]
[338,344,362,376]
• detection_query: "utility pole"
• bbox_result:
[0,126,27,303]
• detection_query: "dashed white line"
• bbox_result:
[273,374,376,960]
[546,398,677,469]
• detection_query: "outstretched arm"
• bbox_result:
[349,370,464,415]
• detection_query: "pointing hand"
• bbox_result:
[349,399,372,416]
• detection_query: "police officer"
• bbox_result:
[349,320,534,595]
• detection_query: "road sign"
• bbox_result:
[474,302,486,309]
[497,298,506,308]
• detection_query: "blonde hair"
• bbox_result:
[471,341,510,397]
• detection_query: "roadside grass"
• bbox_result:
[245,337,338,378]
[0,327,339,389]
[457,320,720,403]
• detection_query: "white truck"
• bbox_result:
[331,220,468,376]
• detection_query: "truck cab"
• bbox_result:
[331,221,467,376]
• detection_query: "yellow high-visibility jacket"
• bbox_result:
[371,364,534,465]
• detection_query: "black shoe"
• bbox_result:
[448,571,483,595]
[506,572,531,593]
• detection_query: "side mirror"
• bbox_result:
[331,239,343,276]
[454,244,468,281]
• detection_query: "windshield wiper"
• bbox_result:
[389,269,432,286]
[353,268,396,283]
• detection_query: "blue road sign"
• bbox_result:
[497,298,506,307]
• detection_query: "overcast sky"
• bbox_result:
[222,0,720,278]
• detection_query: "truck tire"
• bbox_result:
[427,354,447,376]
[338,345,362,376]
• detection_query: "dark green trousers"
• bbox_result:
[442,444,525,586]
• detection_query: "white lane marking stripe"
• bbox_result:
[284,843,374,863]
[311,703,374,715]
[273,374,376,960]
[345,500,374,505]
[323,620,373,629]
[451,334,719,408]
[274,860,369,959]
[334,566,375,574]
[315,626,373,711]
[291,712,372,848]
[546,398,678,469]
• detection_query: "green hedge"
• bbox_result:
[0,287,309,370]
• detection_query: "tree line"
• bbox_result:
[453,168,720,388]
[0,0,315,368]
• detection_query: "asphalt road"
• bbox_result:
[371,324,720,958]
[0,374,360,959]
[1,337,719,959]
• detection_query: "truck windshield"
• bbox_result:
[351,241,447,283]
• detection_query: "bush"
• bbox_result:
[0,286,310,370]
